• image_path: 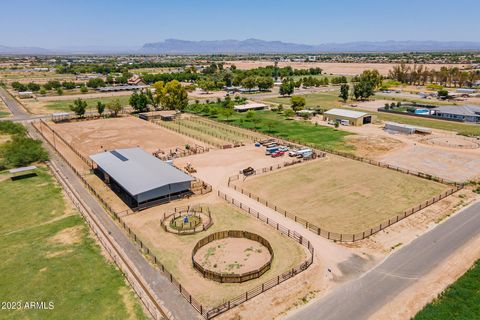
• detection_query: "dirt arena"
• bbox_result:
[46,116,205,157]
[194,237,271,274]
[235,156,449,234]
[224,61,469,76]
[123,196,309,307]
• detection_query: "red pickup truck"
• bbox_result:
[271,150,285,158]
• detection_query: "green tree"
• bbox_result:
[221,107,234,121]
[279,81,294,96]
[257,77,274,91]
[161,80,188,111]
[96,101,105,116]
[107,98,122,117]
[69,98,87,117]
[152,81,165,109]
[27,82,41,92]
[339,84,349,102]
[245,110,255,121]
[86,78,106,88]
[0,136,49,169]
[438,89,449,99]
[290,96,306,111]
[197,79,216,93]
[80,85,88,93]
[129,91,149,113]
[241,76,257,91]
[284,109,295,119]
[56,88,63,96]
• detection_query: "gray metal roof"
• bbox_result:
[9,166,37,174]
[434,105,480,117]
[90,147,193,196]
[324,108,369,119]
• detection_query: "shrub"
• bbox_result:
[0,121,27,135]
[0,136,49,169]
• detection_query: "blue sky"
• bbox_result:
[1,0,479,48]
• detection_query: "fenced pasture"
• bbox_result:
[45,116,205,158]
[153,115,265,149]
[122,201,310,309]
[232,156,452,236]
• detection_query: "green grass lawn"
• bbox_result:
[0,111,10,118]
[414,259,480,320]
[266,91,480,136]
[44,95,131,112]
[199,107,353,151]
[265,90,345,109]
[0,168,147,320]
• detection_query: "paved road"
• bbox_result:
[284,201,480,320]
[28,128,200,319]
[0,86,30,119]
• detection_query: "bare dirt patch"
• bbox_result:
[194,238,271,275]
[237,156,449,234]
[47,116,205,157]
[346,135,404,158]
[49,225,83,245]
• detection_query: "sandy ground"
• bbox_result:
[194,238,271,274]
[224,61,470,76]
[123,195,310,307]
[312,118,480,183]
[237,156,448,234]
[47,116,206,157]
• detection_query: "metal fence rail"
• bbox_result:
[228,175,463,242]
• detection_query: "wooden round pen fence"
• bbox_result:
[192,230,274,283]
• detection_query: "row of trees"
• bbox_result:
[69,98,123,117]
[388,63,479,87]
[11,78,108,94]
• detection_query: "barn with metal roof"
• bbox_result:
[323,108,372,126]
[90,147,193,209]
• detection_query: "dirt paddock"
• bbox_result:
[236,156,449,234]
[46,116,206,157]
[123,196,309,307]
[194,237,271,275]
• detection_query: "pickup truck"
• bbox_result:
[271,150,285,158]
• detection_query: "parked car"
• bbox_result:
[288,149,299,157]
[265,146,279,155]
[296,148,312,158]
[278,146,289,152]
[271,150,285,158]
[266,143,277,148]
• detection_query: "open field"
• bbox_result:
[0,167,146,320]
[414,259,480,320]
[237,156,448,234]
[46,116,204,157]
[265,90,345,109]
[187,108,353,152]
[21,94,131,114]
[224,61,470,76]
[123,197,309,307]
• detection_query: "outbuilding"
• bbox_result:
[90,147,193,210]
[234,102,267,112]
[323,108,372,126]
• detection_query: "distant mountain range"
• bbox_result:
[2,39,480,55]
